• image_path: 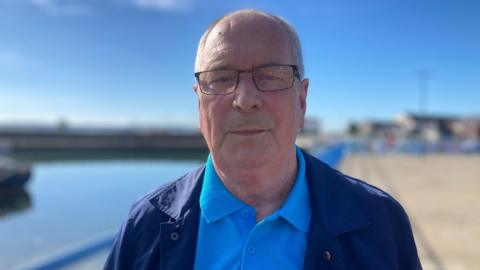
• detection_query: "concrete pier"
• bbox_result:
[340,154,480,270]
[0,131,208,151]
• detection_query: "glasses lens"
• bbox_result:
[198,70,237,95]
[253,66,294,91]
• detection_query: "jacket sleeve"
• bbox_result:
[103,217,133,270]
[386,197,423,270]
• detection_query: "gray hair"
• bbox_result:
[195,9,305,79]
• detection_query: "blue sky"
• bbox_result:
[1,0,479,132]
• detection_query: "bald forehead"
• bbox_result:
[212,12,288,43]
[197,12,295,71]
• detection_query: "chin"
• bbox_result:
[234,154,271,170]
[220,141,275,170]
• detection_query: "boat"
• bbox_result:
[0,158,31,191]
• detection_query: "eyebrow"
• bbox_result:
[206,65,235,71]
[203,62,287,71]
[256,62,284,67]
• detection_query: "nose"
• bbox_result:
[232,73,263,112]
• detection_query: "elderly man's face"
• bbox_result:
[195,14,308,169]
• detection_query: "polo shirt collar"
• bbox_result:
[277,146,311,233]
[199,154,246,224]
[200,146,311,233]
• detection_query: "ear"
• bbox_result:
[298,79,309,128]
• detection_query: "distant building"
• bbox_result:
[356,121,398,139]
[347,113,479,153]
[395,112,458,142]
[452,117,480,140]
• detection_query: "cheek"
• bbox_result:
[198,108,208,135]
[272,95,302,127]
[198,99,211,138]
[294,100,304,128]
[199,104,214,136]
[274,98,304,143]
[199,98,229,142]
[291,93,305,128]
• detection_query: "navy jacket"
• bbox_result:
[104,151,422,269]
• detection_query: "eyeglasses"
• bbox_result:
[195,64,300,95]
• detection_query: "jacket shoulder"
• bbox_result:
[104,165,205,269]
[305,150,405,217]
[337,171,398,206]
[335,171,408,219]
[305,151,421,268]
[335,170,421,268]
[127,164,206,225]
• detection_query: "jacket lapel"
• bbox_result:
[149,166,205,270]
[159,205,200,270]
[302,151,370,270]
[148,152,372,270]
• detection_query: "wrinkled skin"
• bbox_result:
[194,12,309,218]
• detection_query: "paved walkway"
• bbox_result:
[339,154,480,270]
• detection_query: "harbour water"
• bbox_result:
[0,153,204,269]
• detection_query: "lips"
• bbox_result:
[229,129,266,136]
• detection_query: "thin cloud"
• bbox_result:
[133,0,194,11]
[0,0,195,13]
[32,0,93,15]
[0,0,94,16]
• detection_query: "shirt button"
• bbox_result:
[323,250,332,261]
[241,209,250,218]
[247,244,256,254]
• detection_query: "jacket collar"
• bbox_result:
[144,150,370,270]
[147,166,205,270]
[148,150,370,238]
[148,165,205,221]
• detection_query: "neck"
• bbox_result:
[212,147,298,222]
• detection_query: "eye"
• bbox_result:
[210,75,235,84]
[255,71,287,85]
[201,70,236,86]
[257,73,283,81]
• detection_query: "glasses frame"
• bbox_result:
[194,64,301,95]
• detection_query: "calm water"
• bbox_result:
[0,158,203,269]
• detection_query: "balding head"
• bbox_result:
[195,9,305,78]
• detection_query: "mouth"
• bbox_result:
[229,129,267,136]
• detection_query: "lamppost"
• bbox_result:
[418,70,430,114]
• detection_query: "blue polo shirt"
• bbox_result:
[193,147,311,269]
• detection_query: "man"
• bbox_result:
[105,9,422,270]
